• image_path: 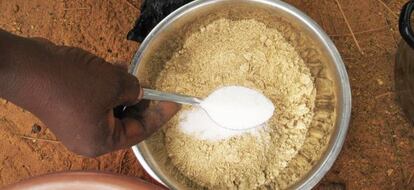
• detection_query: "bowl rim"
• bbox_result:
[130,0,352,189]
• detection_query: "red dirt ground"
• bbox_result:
[0,0,413,189]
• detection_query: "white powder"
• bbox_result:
[179,86,274,141]
[201,86,275,130]
[179,107,262,141]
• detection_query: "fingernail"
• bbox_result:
[138,87,144,100]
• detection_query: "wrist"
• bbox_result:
[0,29,16,77]
[0,29,54,116]
[0,29,23,98]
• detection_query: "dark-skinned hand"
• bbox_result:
[0,29,180,157]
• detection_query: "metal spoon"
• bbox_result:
[142,88,202,105]
[143,86,274,131]
[113,88,202,119]
[115,88,270,131]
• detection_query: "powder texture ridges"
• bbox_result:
[154,18,317,189]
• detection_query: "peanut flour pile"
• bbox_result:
[154,18,317,189]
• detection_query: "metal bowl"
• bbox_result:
[130,0,351,189]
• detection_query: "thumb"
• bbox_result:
[109,101,181,151]
[117,72,143,106]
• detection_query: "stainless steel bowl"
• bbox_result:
[130,0,351,189]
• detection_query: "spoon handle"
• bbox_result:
[143,88,202,105]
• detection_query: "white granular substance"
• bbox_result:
[180,86,273,141]
[200,86,275,130]
[179,107,263,141]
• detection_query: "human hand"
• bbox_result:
[0,30,180,157]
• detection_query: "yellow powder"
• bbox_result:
[154,18,316,189]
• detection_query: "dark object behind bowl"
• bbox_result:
[127,0,192,42]
[396,0,414,126]
[115,0,191,118]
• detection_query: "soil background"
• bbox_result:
[0,0,412,189]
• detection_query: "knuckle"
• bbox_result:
[116,72,140,103]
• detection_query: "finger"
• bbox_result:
[113,62,130,72]
[30,37,59,52]
[30,37,55,45]
[117,73,143,106]
[110,101,181,150]
[138,101,181,132]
